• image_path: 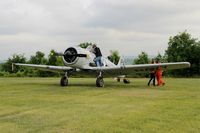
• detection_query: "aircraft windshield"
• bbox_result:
[86,45,94,52]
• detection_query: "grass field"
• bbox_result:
[0,78,199,133]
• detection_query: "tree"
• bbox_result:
[0,63,3,71]
[47,50,57,65]
[165,31,200,76]
[46,49,64,76]
[29,51,47,64]
[79,42,93,49]
[134,51,150,64]
[28,51,48,77]
[2,54,26,73]
[47,49,64,66]
[155,52,167,63]
[108,50,120,65]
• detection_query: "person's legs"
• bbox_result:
[148,73,154,86]
[157,70,163,86]
[99,57,103,66]
[158,76,163,86]
[148,78,153,86]
[157,76,160,86]
[156,73,159,86]
[94,58,97,66]
[153,75,156,86]
[95,57,101,67]
[160,75,165,86]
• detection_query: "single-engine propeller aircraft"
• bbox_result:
[13,45,190,87]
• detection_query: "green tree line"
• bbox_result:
[0,50,64,77]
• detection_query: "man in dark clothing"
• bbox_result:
[92,44,102,67]
[148,60,156,86]
[148,70,156,86]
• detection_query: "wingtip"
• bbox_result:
[187,62,191,67]
[12,63,15,71]
[183,62,191,68]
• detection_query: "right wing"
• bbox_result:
[89,62,190,76]
[13,63,73,72]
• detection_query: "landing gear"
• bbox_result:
[96,77,104,87]
[96,71,104,87]
[123,78,130,84]
[60,72,69,86]
[115,76,130,84]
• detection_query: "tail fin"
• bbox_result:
[12,63,15,71]
[117,57,125,67]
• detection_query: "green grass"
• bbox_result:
[0,78,199,133]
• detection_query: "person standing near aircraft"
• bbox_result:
[156,60,165,86]
[148,59,156,86]
[92,44,103,67]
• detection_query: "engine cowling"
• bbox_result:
[63,47,78,64]
[62,47,95,68]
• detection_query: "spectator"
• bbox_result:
[156,60,165,86]
[148,59,156,86]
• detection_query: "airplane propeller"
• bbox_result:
[51,52,87,57]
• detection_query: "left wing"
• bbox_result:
[89,62,190,75]
[13,63,73,72]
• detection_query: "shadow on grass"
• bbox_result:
[10,78,167,91]
[12,82,137,89]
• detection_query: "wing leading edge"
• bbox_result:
[90,62,190,75]
[13,63,73,72]
[13,62,190,76]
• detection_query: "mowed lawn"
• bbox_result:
[0,78,199,133]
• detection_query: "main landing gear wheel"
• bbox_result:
[60,76,68,86]
[117,78,120,82]
[96,71,104,87]
[123,78,130,84]
[96,77,104,87]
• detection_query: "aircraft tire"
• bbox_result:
[96,77,104,87]
[117,78,120,82]
[60,76,68,86]
[123,78,130,84]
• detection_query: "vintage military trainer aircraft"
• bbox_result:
[13,45,190,87]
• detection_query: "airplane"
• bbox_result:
[13,45,190,87]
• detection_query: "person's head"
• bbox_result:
[156,59,160,63]
[151,59,155,64]
[92,44,97,48]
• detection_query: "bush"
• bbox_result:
[0,71,10,77]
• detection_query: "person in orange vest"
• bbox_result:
[156,60,165,86]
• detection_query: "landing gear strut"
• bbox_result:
[60,72,69,86]
[96,71,104,87]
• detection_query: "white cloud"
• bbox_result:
[0,0,200,60]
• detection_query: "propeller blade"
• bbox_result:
[51,52,64,56]
[64,54,87,57]
[76,54,87,57]
[51,51,87,57]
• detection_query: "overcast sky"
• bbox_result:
[0,0,200,60]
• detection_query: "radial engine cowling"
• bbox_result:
[63,47,78,64]
[62,47,93,68]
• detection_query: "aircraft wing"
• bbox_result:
[90,62,190,75]
[13,63,73,72]
[13,62,190,76]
